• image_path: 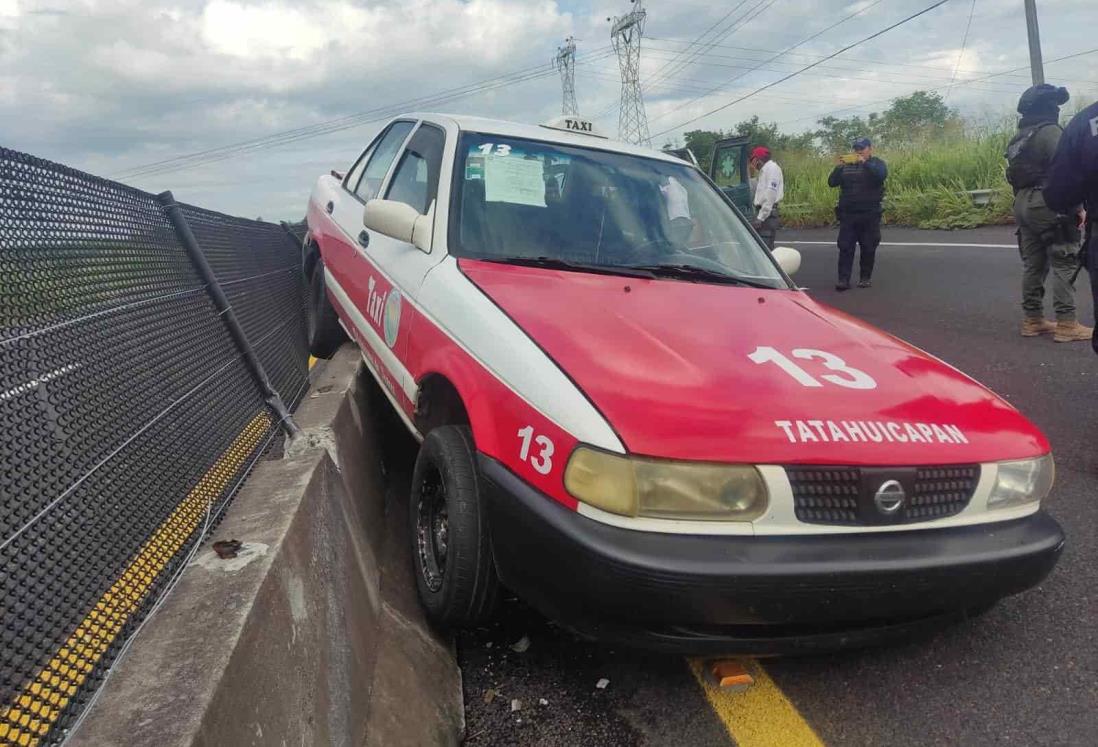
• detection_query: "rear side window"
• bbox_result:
[343,142,375,193]
[354,120,415,201]
[385,124,445,216]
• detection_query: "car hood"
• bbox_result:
[459,260,1049,465]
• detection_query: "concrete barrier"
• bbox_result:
[73,346,463,747]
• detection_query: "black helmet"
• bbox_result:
[1017,84,1070,114]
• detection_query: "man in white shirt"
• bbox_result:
[750,146,784,250]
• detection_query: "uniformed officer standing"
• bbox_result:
[749,146,783,250]
[1006,84,1091,342]
[829,137,887,291]
[1045,98,1098,355]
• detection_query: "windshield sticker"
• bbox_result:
[774,419,969,445]
[485,155,546,207]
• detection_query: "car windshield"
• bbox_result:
[449,133,788,288]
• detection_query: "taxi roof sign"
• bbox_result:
[540,116,608,139]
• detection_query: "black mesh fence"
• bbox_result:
[0,146,309,744]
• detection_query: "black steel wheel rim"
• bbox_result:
[416,466,448,592]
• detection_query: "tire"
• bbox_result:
[410,425,499,626]
[306,258,346,359]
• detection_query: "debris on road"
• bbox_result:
[511,699,522,712]
[595,678,609,690]
[212,539,242,559]
[482,688,500,705]
[538,698,549,706]
[510,635,531,653]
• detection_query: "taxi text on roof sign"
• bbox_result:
[541,116,608,138]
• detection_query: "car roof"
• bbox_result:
[403,112,684,164]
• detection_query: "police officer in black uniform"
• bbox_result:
[1045,99,1098,355]
[829,137,888,291]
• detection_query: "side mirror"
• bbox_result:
[772,246,801,276]
[363,199,433,252]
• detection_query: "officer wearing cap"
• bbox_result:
[1006,84,1091,342]
[749,146,783,250]
[1045,98,1098,354]
[828,137,888,290]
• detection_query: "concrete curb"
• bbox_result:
[73,347,463,746]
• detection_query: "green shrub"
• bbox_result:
[779,131,1015,229]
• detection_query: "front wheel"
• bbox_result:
[410,425,499,626]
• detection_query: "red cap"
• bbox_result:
[750,146,771,160]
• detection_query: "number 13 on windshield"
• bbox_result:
[748,346,877,390]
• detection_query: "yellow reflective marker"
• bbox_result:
[0,413,272,746]
[690,658,824,747]
[309,355,318,369]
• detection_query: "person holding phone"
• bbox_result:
[829,137,888,290]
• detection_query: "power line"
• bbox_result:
[117,48,615,180]
[652,0,953,138]
[646,34,1098,86]
[592,0,761,123]
[773,45,1098,130]
[646,0,776,92]
[642,1,751,92]
[946,0,978,100]
[647,0,884,127]
[637,46,1025,97]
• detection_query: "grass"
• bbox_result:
[779,130,1015,229]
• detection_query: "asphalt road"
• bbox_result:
[392,226,1098,746]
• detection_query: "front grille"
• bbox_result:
[787,465,980,526]
[786,468,861,524]
[909,466,981,521]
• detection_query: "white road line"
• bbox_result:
[0,363,80,402]
[784,240,1016,248]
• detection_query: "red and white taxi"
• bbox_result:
[303,113,1063,653]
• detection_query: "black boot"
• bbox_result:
[835,279,851,291]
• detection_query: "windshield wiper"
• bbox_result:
[481,256,656,279]
[627,263,777,288]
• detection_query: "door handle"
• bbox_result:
[325,200,334,214]
[357,230,370,248]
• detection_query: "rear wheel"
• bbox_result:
[306,257,346,359]
[410,425,499,626]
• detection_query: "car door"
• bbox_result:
[359,121,448,367]
[708,136,751,215]
[328,119,448,408]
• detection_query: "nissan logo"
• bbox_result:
[873,480,906,515]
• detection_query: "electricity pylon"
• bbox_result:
[554,36,579,116]
[609,0,650,145]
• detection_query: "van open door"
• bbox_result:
[708,136,752,216]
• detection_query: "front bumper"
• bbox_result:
[479,455,1065,655]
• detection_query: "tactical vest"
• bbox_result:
[1005,123,1059,191]
[837,162,884,212]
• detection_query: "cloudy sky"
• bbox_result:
[1,0,1094,219]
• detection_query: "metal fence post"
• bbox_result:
[157,191,300,436]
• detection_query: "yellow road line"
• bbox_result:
[0,413,271,746]
[689,658,824,747]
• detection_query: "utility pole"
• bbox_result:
[554,37,579,116]
[609,0,651,146]
[1024,0,1044,85]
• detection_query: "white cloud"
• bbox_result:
[0,0,1095,219]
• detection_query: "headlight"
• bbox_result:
[564,447,768,521]
[987,454,1054,509]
